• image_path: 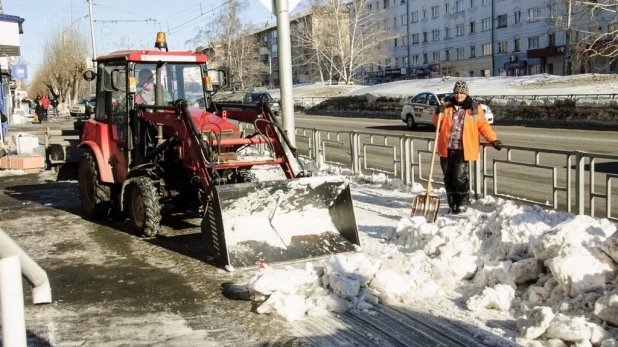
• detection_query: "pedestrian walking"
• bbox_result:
[50,98,59,117]
[433,80,503,214]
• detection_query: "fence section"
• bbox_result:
[296,127,618,222]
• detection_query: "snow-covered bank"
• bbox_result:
[244,172,618,346]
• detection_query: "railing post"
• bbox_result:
[350,131,360,174]
[312,129,322,167]
[1,255,27,347]
[576,151,585,215]
[403,137,412,185]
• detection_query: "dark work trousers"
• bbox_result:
[439,149,470,210]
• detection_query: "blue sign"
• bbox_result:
[565,51,572,61]
[10,64,27,79]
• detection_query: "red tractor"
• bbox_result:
[46,33,359,269]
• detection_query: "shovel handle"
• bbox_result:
[426,113,443,195]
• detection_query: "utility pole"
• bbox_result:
[564,0,572,75]
[87,0,97,64]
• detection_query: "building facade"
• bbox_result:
[371,0,617,83]
[246,1,618,86]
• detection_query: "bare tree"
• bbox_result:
[29,22,89,109]
[551,0,618,73]
[185,0,266,89]
[294,0,399,85]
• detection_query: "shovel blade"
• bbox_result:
[201,176,360,269]
[410,194,440,223]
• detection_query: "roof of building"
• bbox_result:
[0,14,25,24]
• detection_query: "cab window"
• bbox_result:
[411,94,428,104]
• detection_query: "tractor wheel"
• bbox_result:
[78,151,111,219]
[128,177,162,238]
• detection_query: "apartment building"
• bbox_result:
[246,1,617,86]
[372,0,617,83]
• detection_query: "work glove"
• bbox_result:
[491,140,502,151]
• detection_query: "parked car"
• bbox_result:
[70,96,96,119]
[242,91,280,116]
[400,91,493,129]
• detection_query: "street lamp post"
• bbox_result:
[62,15,88,43]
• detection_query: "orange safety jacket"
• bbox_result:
[432,101,498,161]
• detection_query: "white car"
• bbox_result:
[70,96,96,118]
[401,91,494,129]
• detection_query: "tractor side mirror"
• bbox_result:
[83,69,96,81]
[206,69,228,92]
[110,69,126,92]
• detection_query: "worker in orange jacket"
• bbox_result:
[432,80,502,214]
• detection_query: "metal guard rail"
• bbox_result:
[293,126,618,222]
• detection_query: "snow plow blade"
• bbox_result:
[201,177,360,269]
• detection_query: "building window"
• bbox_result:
[498,41,508,53]
[482,0,491,5]
[444,3,450,14]
[423,53,428,64]
[469,70,475,77]
[401,14,407,26]
[423,31,428,42]
[445,49,451,61]
[431,6,439,18]
[482,18,492,31]
[403,56,408,67]
[395,57,399,67]
[412,33,420,44]
[513,10,521,24]
[445,27,451,39]
[455,0,464,12]
[470,45,476,58]
[497,14,507,28]
[482,43,492,55]
[411,11,418,23]
[413,55,419,65]
[469,0,476,8]
[548,4,556,17]
[528,36,539,49]
[456,24,465,36]
[393,17,397,28]
[383,0,389,9]
[528,7,541,21]
[422,8,427,20]
[432,29,440,40]
[470,21,476,34]
[548,33,556,47]
[514,38,521,51]
[457,47,465,59]
[433,51,440,63]
[394,38,398,47]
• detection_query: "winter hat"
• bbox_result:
[453,80,469,95]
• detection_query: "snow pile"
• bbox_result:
[247,194,618,345]
[248,254,381,322]
[384,196,618,346]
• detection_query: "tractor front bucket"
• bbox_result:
[201,176,360,269]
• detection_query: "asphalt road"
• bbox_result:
[0,114,518,346]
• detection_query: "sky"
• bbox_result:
[2,0,304,79]
[3,74,618,346]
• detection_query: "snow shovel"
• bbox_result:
[410,113,443,222]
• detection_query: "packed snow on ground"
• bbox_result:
[269,73,618,102]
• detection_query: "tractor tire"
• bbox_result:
[128,177,162,238]
[78,151,111,219]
